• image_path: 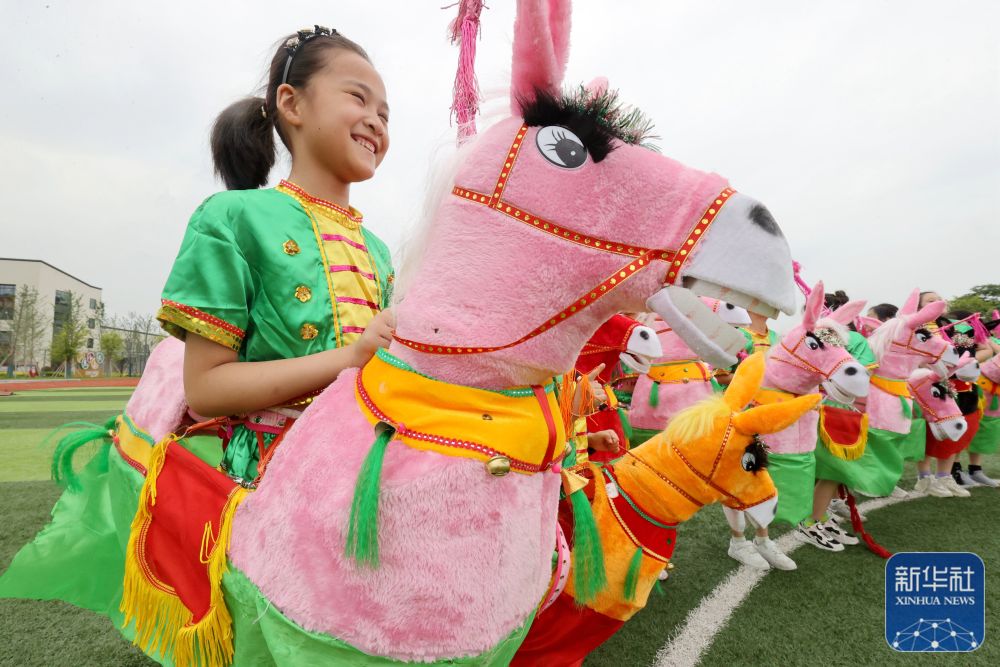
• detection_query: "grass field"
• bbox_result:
[1,388,998,666]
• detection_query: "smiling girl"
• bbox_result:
[157,27,395,484]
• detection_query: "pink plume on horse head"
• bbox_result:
[510,0,572,113]
[802,281,825,330]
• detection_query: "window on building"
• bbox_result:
[90,298,97,310]
[0,284,14,320]
[87,338,94,349]
[53,290,71,333]
[88,318,96,329]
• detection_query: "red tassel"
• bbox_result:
[447,0,485,143]
[840,486,891,559]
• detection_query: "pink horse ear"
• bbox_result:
[510,0,572,114]
[900,288,921,315]
[907,299,948,329]
[584,76,608,97]
[955,352,977,370]
[856,315,883,335]
[828,300,867,326]
[802,281,824,329]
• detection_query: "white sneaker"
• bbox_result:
[754,537,797,571]
[956,470,980,487]
[970,470,1000,487]
[913,476,933,495]
[829,498,866,522]
[728,538,770,569]
[926,477,954,498]
[890,485,909,499]
[796,522,845,552]
[820,518,859,546]
[941,475,971,497]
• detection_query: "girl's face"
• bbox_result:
[295,51,390,184]
[920,292,942,308]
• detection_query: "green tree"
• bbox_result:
[100,331,125,375]
[1,285,50,377]
[50,292,88,378]
[949,284,1000,318]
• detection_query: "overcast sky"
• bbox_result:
[3,1,998,330]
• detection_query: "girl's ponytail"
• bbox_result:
[211,96,275,190]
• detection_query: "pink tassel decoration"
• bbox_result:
[447,0,486,144]
[792,261,833,317]
[970,313,991,344]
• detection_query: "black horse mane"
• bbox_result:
[519,86,658,162]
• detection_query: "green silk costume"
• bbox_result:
[157,183,394,481]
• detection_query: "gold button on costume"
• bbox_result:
[300,323,319,340]
[283,239,301,255]
[295,286,312,302]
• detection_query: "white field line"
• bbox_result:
[653,494,912,667]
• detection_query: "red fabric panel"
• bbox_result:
[143,443,238,621]
[925,410,981,459]
[512,592,624,667]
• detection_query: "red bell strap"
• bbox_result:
[394,123,735,355]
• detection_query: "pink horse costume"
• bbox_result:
[819,290,955,498]
[629,299,751,446]
[970,353,1000,455]
[0,1,803,665]
[744,283,870,525]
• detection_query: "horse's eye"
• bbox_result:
[805,334,820,351]
[931,387,943,400]
[741,452,757,471]
[916,332,929,342]
[536,126,588,169]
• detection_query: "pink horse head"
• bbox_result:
[907,367,968,441]
[759,282,869,455]
[865,288,955,432]
[393,1,798,389]
[764,282,870,403]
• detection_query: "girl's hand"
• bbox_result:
[351,309,396,367]
[588,429,620,453]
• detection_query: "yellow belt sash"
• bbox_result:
[356,352,565,473]
[871,375,911,398]
[647,361,711,385]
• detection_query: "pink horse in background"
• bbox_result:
[849,289,955,497]
[907,365,969,443]
[629,299,750,445]
[746,283,870,526]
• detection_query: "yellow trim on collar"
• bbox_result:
[871,374,911,398]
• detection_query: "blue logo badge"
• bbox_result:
[886,552,985,652]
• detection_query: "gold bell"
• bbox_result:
[486,455,511,477]
[667,561,675,570]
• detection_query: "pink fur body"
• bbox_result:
[629,317,714,431]
[229,370,561,660]
[124,337,190,441]
[980,355,1000,418]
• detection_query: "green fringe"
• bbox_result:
[623,546,644,601]
[51,415,117,492]
[568,488,606,605]
[991,393,999,412]
[618,407,633,443]
[345,424,395,569]
[649,381,660,408]
[900,396,912,419]
[653,579,665,596]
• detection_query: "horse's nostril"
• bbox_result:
[845,367,858,376]
[640,330,650,340]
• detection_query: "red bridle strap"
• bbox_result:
[393,123,735,355]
